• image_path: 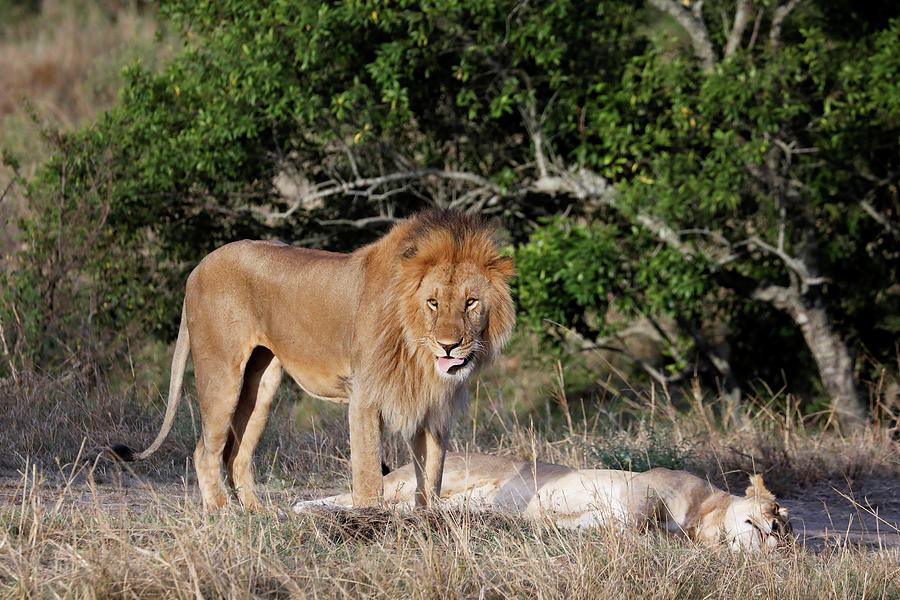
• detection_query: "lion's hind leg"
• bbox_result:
[192,343,258,510]
[224,346,282,511]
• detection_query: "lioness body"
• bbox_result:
[125,210,515,510]
[297,452,791,551]
[189,241,357,402]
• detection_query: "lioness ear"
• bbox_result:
[745,474,775,500]
[488,255,515,279]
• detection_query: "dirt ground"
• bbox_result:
[777,477,900,550]
[3,474,898,551]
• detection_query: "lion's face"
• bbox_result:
[724,496,792,551]
[388,210,515,397]
[417,263,497,381]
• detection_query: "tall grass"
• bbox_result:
[1,467,898,599]
[1,359,898,598]
[2,347,898,491]
[0,0,169,152]
[0,0,172,260]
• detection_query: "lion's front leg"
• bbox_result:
[411,426,447,509]
[348,399,384,507]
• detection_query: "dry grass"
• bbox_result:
[0,0,171,257]
[1,361,899,599]
[0,0,168,140]
[1,472,898,599]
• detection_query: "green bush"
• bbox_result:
[515,215,706,346]
[2,1,897,424]
[589,427,696,472]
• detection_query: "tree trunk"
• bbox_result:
[754,285,866,429]
[792,298,865,428]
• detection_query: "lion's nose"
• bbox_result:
[438,339,462,355]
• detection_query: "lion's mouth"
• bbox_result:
[436,355,469,374]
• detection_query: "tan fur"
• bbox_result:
[296,452,792,551]
[746,474,775,500]
[127,210,515,510]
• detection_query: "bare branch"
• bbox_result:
[528,117,550,181]
[529,166,701,258]
[747,7,764,50]
[449,187,497,211]
[543,318,680,388]
[0,173,18,205]
[746,235,828,291]
[684,227,826,292]
[857,170,900,240]
[861,199,900,241]
[316,215,401,229]
[264,168,503,221]
[678,227,732,248]
[769,136,819,156]
[647,0,717,70]
[518,81,552,181]
[770,0,802,50]
[677,227,735,263]
[777,203,787,251]
[346,185,411,204]
[724,0,753,58]
[749,283,803,318]
[544,166,612,199]
[634,213,697,258]
[691,0,704,21]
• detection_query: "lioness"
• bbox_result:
[296,452,792,551]
[115,210,515,510]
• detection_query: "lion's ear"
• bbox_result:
[488,255,515,279]
[745,474,775,500]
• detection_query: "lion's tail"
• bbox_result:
[111,304,191,462]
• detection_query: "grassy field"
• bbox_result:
[0,0,170,258]
[2,482,897,599]
[1,354,898,599]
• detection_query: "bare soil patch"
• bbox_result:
[780,476,900,550]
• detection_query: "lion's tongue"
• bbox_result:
[437,356,465,373]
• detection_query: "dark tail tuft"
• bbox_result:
[381,461,391,476]
[109,444,136,462]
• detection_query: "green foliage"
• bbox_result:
[2,0,646,370]
[589,427,696,472]
[2,128,171,369]
[515,12,900,398]
[2,0,898,414]
[515,216,706,343]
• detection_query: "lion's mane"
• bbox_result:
[357,209,515,437]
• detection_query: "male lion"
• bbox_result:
[115,209,515,510]
[296,452,792,552]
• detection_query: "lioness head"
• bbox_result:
[724,474,792,551]
[397,210,515,382]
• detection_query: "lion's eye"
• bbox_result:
[465,298,478,308]
[427,298,438,309]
